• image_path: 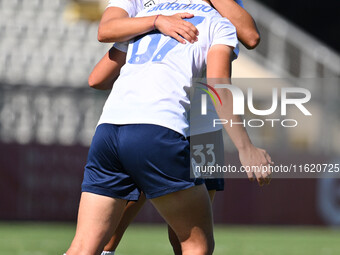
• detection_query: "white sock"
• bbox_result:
[101,251,115,255]
[64,251,114,255]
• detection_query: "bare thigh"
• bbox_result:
[104,193,147,251]
[66,192,127,255]
[151,184,214,255]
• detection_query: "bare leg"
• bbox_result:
[208,189,217,202]
[167,188,217,255]
[103,193,147,251]
[151,185,214,255]
[168,226,182,255]
[66,192,126,255]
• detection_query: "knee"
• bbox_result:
[182,238,215,255]
[200,233,215,255]
[200,238,215,255]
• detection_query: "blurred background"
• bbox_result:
[0,0,340,254]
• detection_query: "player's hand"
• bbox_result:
[238,145,273,186]
[154,13,199,44]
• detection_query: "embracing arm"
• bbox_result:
[207,45,252,151]
[206,45,272,185]
[88,46,126,90]
[98,7,199,44]
[211,0,260,49]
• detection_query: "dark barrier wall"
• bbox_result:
[0,143,87,221]
[0,142,337,225]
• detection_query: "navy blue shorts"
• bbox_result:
[82,124,203,200]
[204,178,224,191]
[190,130,225,191]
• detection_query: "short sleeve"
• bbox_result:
[107,0,139,17]
[113,41,129,53]
[211,18,239,59]
[234,0,244,8]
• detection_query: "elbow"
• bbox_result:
[248,34,261,50]
[97,28,108,43]
[97,25,113,43]
[97,31,120,43]
[88,75,99,89]
[97,24,121,43]
[88,75,113,90]
[97,34,105,43]
[243,31,261,50]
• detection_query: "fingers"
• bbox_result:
[174,20,199,43]
[181,19,199,36]
[176,27,198,44]
[265,164,272,182]
[254,166,264,187]
[178,12,194,19]
[240,146,273,186]
[246,170,255,182]
[256,163,272,187]
[158,13,199,44]
[266,172,272,185]
[260,163,271,186]
[170,32,186,44]
[181,19,199,41]
[258,150,273,186]
[263,149,273,165]
[247,164,272,186]
[262,165,271,185]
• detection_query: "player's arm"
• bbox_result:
[211,0,260,49]
[88,46,126,90]
[206,44,272,185]
[98,7,199,44]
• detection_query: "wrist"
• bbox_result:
[236,139,253,152]
[153,14,161,30]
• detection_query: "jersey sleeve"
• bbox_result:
[113,41,129,53]
[211,18,239,59]
[107,0,140,17]
[234,0,245,8]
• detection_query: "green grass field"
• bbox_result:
[0,222,339,255]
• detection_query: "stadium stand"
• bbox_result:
[0,0,339,152]
[0,0,109,87]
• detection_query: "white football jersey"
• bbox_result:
[98,1,238,137]
[107,0,164,16]
[106,0,243,136]
[107,0,245,15]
